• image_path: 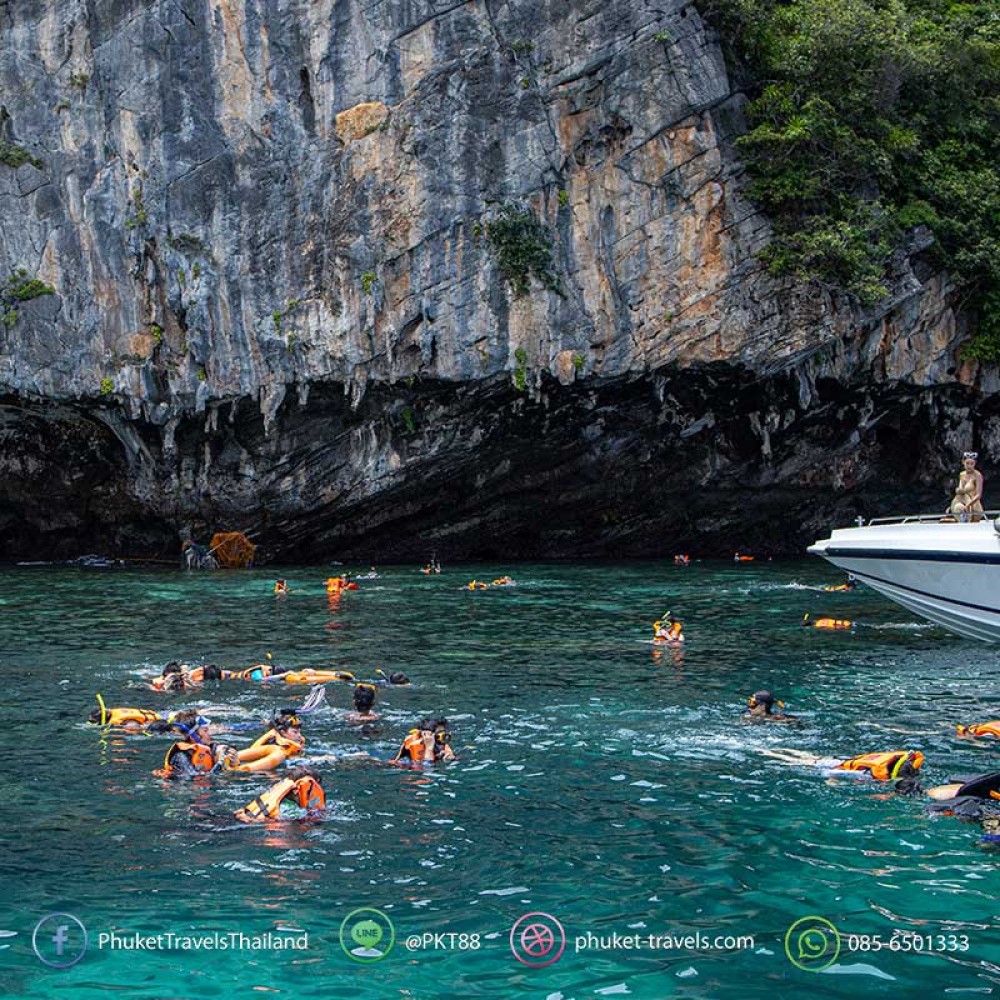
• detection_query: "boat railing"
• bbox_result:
[864,511,1000,526]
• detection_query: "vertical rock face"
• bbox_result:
[0,0,986,559]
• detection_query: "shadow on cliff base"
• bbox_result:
[0,399,173,561]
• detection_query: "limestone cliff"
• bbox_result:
[0,0,989,560]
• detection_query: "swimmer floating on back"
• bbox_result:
[262,666,357,685]
[743,690,799,724]
[823,576,857,592]
[802,613,853,631]
[231,711,306,772]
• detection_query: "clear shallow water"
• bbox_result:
[1,560,999,998]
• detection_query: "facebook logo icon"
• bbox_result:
[32,913,87,968]
[51,924,69,956]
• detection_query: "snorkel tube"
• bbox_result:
[95,693,108,727]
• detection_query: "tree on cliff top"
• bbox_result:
[704,0,1000,357]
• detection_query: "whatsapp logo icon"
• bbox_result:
[340,908,395,963]
[784,916,841,972]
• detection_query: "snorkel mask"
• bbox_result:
[274,712,301,732]
[171,715,211,742]
[747,693,784,711]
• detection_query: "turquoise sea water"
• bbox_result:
[1,560,999,998]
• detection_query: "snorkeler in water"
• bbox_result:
[742,690,799,723]
[392,717,457,763]
[232,711,306,772]
[345,683,380,724]
[652,612,684,644]
[956,720,1000,739]
[760,747,924,791]
[159,711,240,777]
[234,767,326,823]
[148,661,225,691]
[925,770,1000,803]
[374,669,410,687]
[90,686,326,734]
[88,692,163,729]
[801,613,853,630]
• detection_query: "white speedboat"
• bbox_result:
[808,514,1000,643]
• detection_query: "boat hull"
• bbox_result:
[808,520,1000,643]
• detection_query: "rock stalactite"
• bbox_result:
[0,0,987,560]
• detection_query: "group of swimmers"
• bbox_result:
[801,576,859,630]
[273,576,363,596]
[465,575,516,590]
[89,658,457,823]
[741,688,1000,839]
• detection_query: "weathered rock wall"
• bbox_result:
[0,0,991,560]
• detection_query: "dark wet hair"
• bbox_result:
[288,766,322,784]
[894,759,923,795]
[163,672,186,691]
[751,690,775,713]
[163,661,183,676]
[272,708,301,730]
[353,685,376,712]
[202,664,222,681]
[389,672,410,685]
[87,709,102,724]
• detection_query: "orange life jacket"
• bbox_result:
[957,721,1000,739]
[236,776,326,821]
[186,666,206,684]
[249,729,304,756]
[836,750,924,781]
[102,707,162,726]
[813,617,852,630]
[395,731,426,762]
[280,669,353,685]
[163,741,217,773]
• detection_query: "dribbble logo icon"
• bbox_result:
[32,913,88,969]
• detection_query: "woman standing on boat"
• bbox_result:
[950,452,985,522]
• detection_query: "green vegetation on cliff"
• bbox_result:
[0,140,42,170]
[487,204,561,298]
[0,269,56,328]
[706,0,1000,356]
